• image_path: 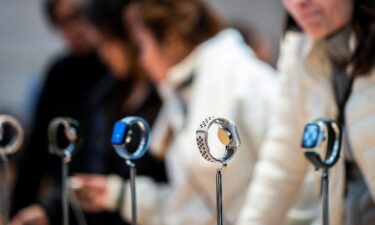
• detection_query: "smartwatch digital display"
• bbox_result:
[301,118,342,170]
[111,116,150,161]
[111,121,127,145]
[302,123,322,148]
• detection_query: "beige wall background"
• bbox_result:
[0,0,63,125]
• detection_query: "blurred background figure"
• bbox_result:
[0,0,284,119]
[0,0,285,119]
[237,0,375,225]
[10,0,167,225]
[70,1,297,225]
[70,0,167,223]
[10,0,106,224]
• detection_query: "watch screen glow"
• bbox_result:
[302,124,320,148]
[111,122,127,145]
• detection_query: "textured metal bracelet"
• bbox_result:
[196,117,241,164]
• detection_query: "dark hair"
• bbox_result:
[284,15,301,33]
[351,0,375,75]
[44,0,59,25]
[86,0,130,40]
[127,0,224,47]
[284,0,375,76]
[44,0,84,27]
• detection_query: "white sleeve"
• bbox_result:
[237,58,279,151]
[106,175,170,225]
[237,36,310,225]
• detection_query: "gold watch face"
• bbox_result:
[217,128,232,146]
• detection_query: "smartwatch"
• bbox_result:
[0,115,24,155]
[111,116,150,160]
[196,117,241,164]
[301,118,342,169]
[48,117,80,158]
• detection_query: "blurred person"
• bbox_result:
[70,1,311,225]
[9,0,107,224]
[237,0,375,225]
[68,0,167,224]
[11,0,168,225]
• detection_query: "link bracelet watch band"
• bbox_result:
[196,117,241,164]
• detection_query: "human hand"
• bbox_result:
[71,174,109,212]
[10,204,50,225]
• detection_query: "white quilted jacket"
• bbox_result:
[237,31,375,225]
[104,29,278,225]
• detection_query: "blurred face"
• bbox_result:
[132,25,172,83]
[93,29,133,78]
[282,0,353,39]
[54,0,93,55]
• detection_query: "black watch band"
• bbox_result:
[48,117,80,160]
[301,118,342,170]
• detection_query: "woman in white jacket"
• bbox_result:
[237,0,375,225]
[71,0,314,224]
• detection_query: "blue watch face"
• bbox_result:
[111,121,127,145]
[302,123,320,148]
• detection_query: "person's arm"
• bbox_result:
[112,176,169,225]
[237,36,310,225]
[236,55,279,151]
[11,63,69,225]
[11,70,61,217]
[74,174,170,225]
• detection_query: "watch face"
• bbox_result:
[302,123,320,148]
[111,121,127,145]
